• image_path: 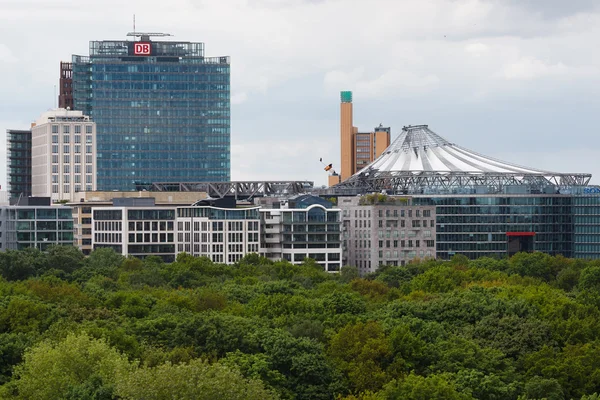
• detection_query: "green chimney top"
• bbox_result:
[340,91,352,103]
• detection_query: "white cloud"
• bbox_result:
[324,68,439,98]
[231,92,248,105]
[501,57,569,80]
[464,42,489,54]
[0,44,18,63]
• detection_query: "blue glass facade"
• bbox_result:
[412,195,576,260]
[573,195,600,259]
[72,40,230,191]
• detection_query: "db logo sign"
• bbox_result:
[134,43,151,55]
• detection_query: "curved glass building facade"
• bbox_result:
[72,38,230,191]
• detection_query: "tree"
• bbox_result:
[43,245,85,275]
[11,332,132,399]
[114,359,277,400]
[379,373,473,400]
[524,376,564,400]
[328,321,393,394]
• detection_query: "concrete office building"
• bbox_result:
[7,129,32,199]
[258,195,342,272]
[71,33,230,191]
[0,197,73,251]
[338,196,436,274]
[339,91,390,182]
[31,109,96,201]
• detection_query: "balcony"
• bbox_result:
[264,226,281,234]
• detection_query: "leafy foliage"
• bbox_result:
[1,247,600,399]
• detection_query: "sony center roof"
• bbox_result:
[338,125,591,193]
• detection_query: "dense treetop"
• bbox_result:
[1,246,600,399]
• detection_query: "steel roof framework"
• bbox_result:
[336,125,592,194]
[135,181,314,199]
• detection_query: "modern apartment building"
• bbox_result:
[91,197,260,264]
[70,191,207,255]
[6,129,32,199]
[338,196,436,275]
[31,108,96,201]
[92,198,177,261]
[339,91,391,182]
[258,195,342,272]
[71,33,231,191]
[176,204,261,264]
[0,197,73,251]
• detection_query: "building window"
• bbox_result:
[64,165,70,173]
[86,145,92,154]
[85,125,92,134]
[52,185,58,193]
[63,154,70,163]
[63,185,70,193]
[52,135,59,143]
[52,155,59,164]
[74,125,81,134]
[63,145,70,153]
[75,155,81,164]
[86,175,92,184]
[75,145,81,154]
[52,145,59,154]
[86,165,92,174]
[52,125,59,134]
[86,134,93,143]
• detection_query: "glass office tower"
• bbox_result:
[72,37,230,191]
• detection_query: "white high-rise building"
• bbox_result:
[31,108,96,202]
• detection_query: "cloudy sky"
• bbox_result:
[1,0,600,188]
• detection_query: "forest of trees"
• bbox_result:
[1,246,600,399]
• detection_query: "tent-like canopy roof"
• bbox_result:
[337,125,591,193]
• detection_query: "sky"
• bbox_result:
[1,0,600,188]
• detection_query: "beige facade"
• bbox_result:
[31,109,96,202]
[338,91,391,183]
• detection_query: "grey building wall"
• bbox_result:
[338,196,436,275]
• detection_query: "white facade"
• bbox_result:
[176,206,261,264]
[92,204,262,264]
[260,203,343,273]
[31,108,96,202]
[93,206,177,262]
